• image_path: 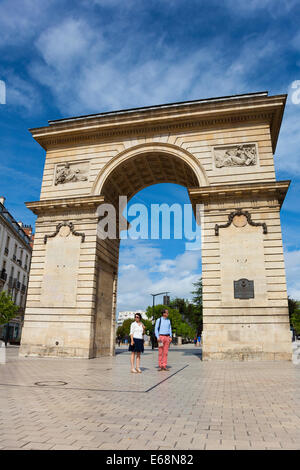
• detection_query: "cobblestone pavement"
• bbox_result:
[0,344,299,450]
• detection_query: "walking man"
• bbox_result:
[155,309,172,371]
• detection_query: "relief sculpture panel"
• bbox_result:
[214,144,257,168]
[55,162,89,185]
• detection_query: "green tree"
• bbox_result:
[0,291,19,326]
[116,317,154,338]
[291,303,300,335]
[288,297,298,327]
[146,304,196,339]
[190,277,203,335]
[116,318,134,338]
[191,278,203,308]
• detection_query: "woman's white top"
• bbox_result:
[130,321,144,339]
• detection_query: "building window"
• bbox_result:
[17,249,23,266]
[0,261,7,283]
[4,235,10,255]
[13,244,17,261]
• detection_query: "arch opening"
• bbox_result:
[93,149,204,357]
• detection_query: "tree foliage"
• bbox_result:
[116,318,134,338]
[167,277,203,335]
[116,276,203,340]
[146,304,196,339]
[291,304,300,335]
[288,297,300,335]
[116,317,153,338]
[0,291,19,326]
[288,297,298,325]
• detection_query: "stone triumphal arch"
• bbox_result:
[20,92,292,360]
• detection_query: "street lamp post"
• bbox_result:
[150,292,170,349]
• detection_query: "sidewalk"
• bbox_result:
[0,344,299,450]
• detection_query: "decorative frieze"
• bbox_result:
[214,144,257,168]
[55,162,89,185]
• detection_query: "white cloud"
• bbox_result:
[35,18,102,71]
[28,12,282,116]
[0,164,41,187]
[284,249,300,299]
[224,0,298,16]
[274,100,300,176]
[117,241,201,311]
[0,0,52,47]
[119,241,162,267]
[4,71,41,111]
[120,264,136,271]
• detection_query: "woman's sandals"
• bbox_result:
[136,368,142,373]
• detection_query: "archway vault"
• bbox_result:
[92,142,209,205]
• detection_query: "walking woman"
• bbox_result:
[129,313,145,373]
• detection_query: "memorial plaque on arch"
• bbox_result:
[234,278,254,299]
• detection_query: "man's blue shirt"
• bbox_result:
[155,317,172,338]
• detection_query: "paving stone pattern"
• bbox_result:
[0,345,299,450]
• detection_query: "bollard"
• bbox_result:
[0,340,6,364]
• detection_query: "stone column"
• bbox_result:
[189,181,292,361]
[20,196,104,358]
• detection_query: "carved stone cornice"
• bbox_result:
[26,195,105,215]
[188,180,290,208]
[29,93,286,152]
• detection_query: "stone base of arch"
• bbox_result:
[190,181,292,361]
[19,196,118,359]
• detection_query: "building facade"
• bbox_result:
[0,197,33,343]
[117,311,147,328]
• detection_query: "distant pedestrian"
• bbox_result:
[155,309,172,371]
[197,335,201,346]
[129,313,145,373]
[117,335,121,347]
[194,336,197,346]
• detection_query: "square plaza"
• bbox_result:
[0,344,299,450]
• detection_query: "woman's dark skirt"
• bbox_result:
[128,337,144,353]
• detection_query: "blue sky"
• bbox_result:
[0,0,300,310]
